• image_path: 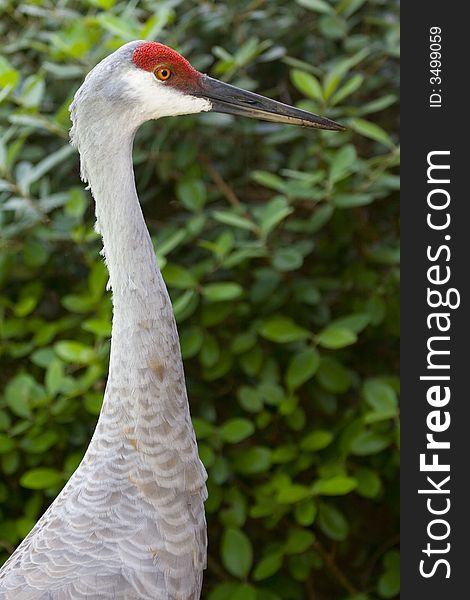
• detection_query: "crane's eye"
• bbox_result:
[155,67,172,81]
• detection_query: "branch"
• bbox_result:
[314,540,359,596]
[203,160,243,209]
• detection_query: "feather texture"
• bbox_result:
[0,42,208,599]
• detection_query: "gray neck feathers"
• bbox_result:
[70,93,159,299]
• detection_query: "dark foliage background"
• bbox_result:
[0,1,399,598]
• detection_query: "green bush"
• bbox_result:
[0,1,399,598]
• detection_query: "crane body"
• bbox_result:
[0,41,342,599]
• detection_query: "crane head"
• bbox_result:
[74,41,343,131]
[70,40,344,177]
[127,41,344,130]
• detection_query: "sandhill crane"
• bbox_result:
[0,41,343,599]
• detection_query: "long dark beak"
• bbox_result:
[195,75,345,131]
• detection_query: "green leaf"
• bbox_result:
[368,242,400,265]
[277,483,312,504]
[355,468,382,499]
[207,583,243,600]
[84,392,103,415]
[21,145,74,190]
[221,528,253,578]
[364,409,398,424]
[162,264,197,289]
[199,444,215,468]
[31,348,56,368]
[155,230,187,258]
[330,74,364,106]
[378,550,400,598]
[45,359,65,396]
[294,499,318,526]
[296,0,333,14]
[239,348,263,377]
[363,379,398,412]
[319,14,348,40]
[318,503,349,541]
[220,418,255,443]
[237,386,263,413]
[301,430,333,451]
[0,411,11,431]
[337,0,367,17]
[316,358,351,393]
[192,418,214,440]
[286,348,320,390]
[223,247,266,268]
[231,331,257,354]
[252,171,285,191]
[172,290,197,319]
[323,48,370,101]
[290,70,323,101]
[360,94,397,116]
[90,0,116,7]
[82,319,112,337]
[200,231,234,259]
[96,13,139,40]
[62,294,96,313]
[313,476,357,496]
[65,188,87,219]
[272,445,297,465]
[323,72,342,101]
[378,569,400,599]
[349,118,394,148]
[230,583,257,600]
[253,553,283,580]
[21,74,45,108]
[259,197,293,236]
[5,374,34,418]
[20,468,64,490]
[88,261,108,298]
[15,283,42,317]
[234,447,271,474]
[0,139,6,170]
[308,204,334,232]
[21,431,59,454]
[284,529,315,554]
[54,341,95,365]
[258,382,284,406]
[0,56,19,89]
[351,430,390,456]
[14,296,38,318]
[329,144,357,183]
[260,316,310,343]
[213,211,257,231]
[334,193,374,208]
[316,326,357,349]
[0,435,15,454]
[180,327,204,359]
[272,247,303,271]
[331,313,370,334]
[203,282,243,302]
[176,179,207,212]
[200,335,220,367]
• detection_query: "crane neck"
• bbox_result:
[82,129,158,299]
[77,123,205,488]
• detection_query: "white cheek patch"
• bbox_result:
[124,69,212,121]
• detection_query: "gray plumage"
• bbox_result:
[0,42,209,599]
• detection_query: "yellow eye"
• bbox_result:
[155,67,172,81]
